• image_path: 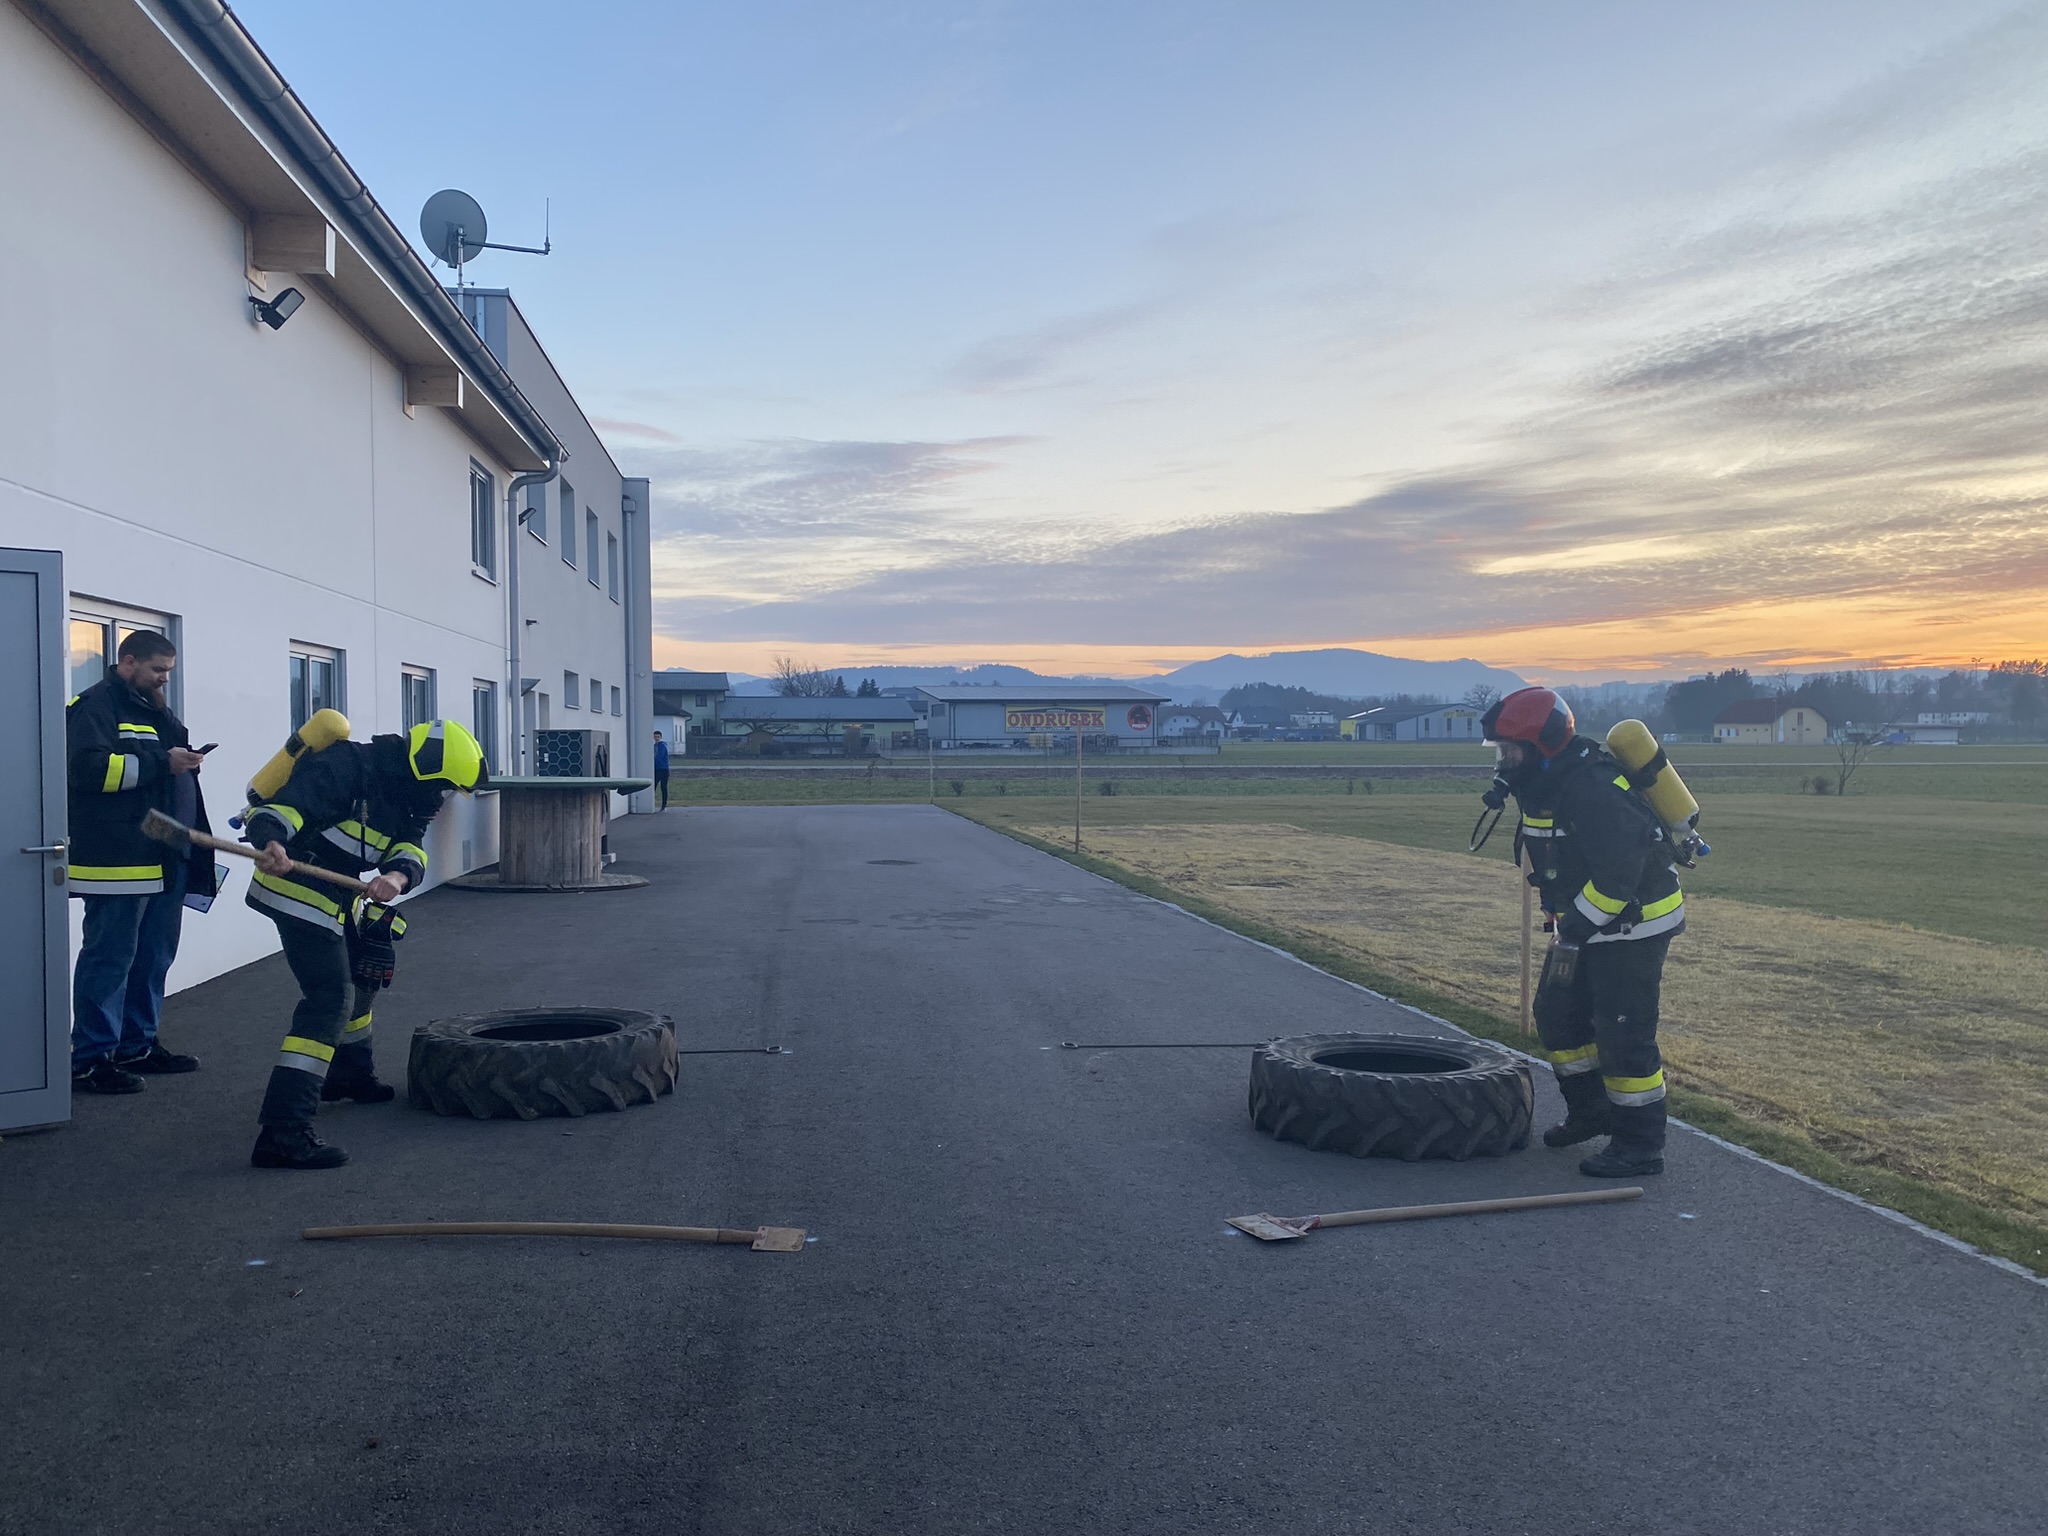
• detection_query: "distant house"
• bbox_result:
[718,695,921,754]
[1158,705,1238,742]
[1711,700,1829,745]
[652,671,731,753]
[1342,704,1484,742]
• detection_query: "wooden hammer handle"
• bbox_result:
[190,827,369,895]
[302,1221,763,1244]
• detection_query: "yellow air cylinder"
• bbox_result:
[248,709,350,801]
[1605,718,1698,837]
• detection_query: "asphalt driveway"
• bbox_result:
[3,804,2042,1535]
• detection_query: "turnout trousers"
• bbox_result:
[1532,933,1671,1151]
[256,915,380,1128]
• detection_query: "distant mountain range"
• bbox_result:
[726,649,1524,702]
[1152,649,1525,703]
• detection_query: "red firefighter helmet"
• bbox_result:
[1480,687,1576,758]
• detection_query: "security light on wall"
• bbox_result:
[250,287,305,330]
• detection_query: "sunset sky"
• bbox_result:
[238,0,2048,683]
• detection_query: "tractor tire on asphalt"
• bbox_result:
[407,1007,677,1120]
[1249,1032,1532,1161]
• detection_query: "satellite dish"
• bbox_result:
[420,188,488,267]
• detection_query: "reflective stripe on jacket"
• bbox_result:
[65,673,218,899]
[1517,738,1683,944]
[242,736,440,930]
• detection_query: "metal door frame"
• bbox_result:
[3,547,70,1131]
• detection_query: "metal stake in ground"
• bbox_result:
[1520,846,1534,1039]
[302,1220,807,1252]
[1075,727,1083,853]
[1228,1186,1643,1242]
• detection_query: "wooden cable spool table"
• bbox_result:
[448,777,653,892]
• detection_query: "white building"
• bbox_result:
[1343,704,1484,742]
[1157,705,1238,742]
[456,289,653,804]
[0,0,644,1000]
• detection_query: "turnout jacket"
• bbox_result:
[1515,736,1684,945]
[66,671,219,899]
[242,736,440,932]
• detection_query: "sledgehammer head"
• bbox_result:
[139,809,195,853]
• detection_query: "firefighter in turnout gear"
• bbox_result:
[1480,688,1683,1178]
[241,719,488,1169]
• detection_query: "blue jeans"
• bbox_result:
[71,862,188,1071]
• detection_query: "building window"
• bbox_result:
[564,670,580,708]
[401,666,436,731]
[695,693,708,707]
[537,692,551,729]
[68,598,177,707]
[470,463,496,578]
[589,677,602,713]
[586,511,600,586]
[523,482,547,543]
[607,533,619,601]
[289,643,344,732]
[560,481,577,565]
[472,680,498,769]
[610,685,622,717]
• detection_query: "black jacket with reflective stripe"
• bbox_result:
[242,736,440,900]
[65,672,216,898]
[1515,736,1683,940]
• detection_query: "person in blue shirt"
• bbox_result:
[652,730,671,809]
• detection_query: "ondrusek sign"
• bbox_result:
[1005,707,1106,733]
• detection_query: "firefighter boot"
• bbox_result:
[1542,1068,1612,1147]
[1580,1141,1664,1177]
[1580,1097,1665,1177]
[250,1124,350,1170]
[321,1043,394,1104]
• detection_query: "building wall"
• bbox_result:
[463,291,643,814]
[1776,709,1826,745]
[1714,723,1772,743]
[0,3,504,993]
[1404,708,1483,742]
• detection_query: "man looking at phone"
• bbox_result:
[65,629,222,1093]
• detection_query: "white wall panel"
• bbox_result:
[0,6,506,993]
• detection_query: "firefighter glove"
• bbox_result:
[349,904,402,991]
[1555,908,1598,947]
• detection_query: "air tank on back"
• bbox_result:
[1606,719,1708,862]
[248,709,350,802]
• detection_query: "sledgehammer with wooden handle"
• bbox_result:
[140,808,369,896]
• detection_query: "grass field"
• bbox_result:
[667,750,2048,946]
[660,746,2048,1269]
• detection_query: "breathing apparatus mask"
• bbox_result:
[1469,685,1574,852]
[1473,742,1545,850]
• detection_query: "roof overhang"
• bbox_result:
[17,0,556,471]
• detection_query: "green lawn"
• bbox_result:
[664,755,2045,946]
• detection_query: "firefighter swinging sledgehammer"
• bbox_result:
[241,719,488,1169]
[1479,688,1685,1179]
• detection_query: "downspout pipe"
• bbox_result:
[505,463,561,776]
[163,0,563,467]
[619,483,649,812]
